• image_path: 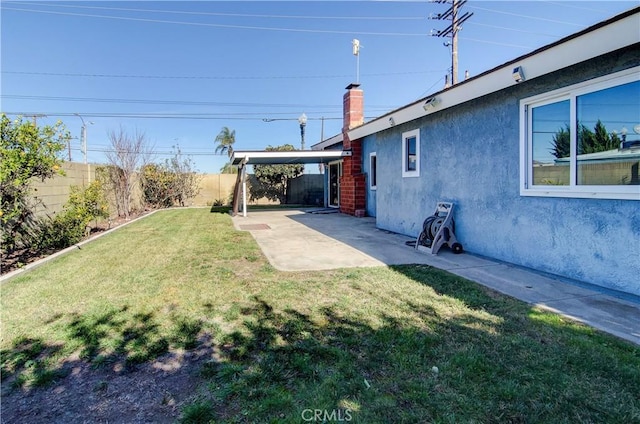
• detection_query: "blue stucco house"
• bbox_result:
[313,7,640,296]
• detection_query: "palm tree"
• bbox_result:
[214,127,236,158]
[220,162,238,174]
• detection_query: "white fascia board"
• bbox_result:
[311,133,343,150]
[348,10,639,142]
[509,11,639,87]
[231,149,348,165]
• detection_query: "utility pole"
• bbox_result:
[430,0,473,86]
[74,113,93,182]
[28,114,47,126]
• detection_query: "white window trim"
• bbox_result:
[402,129,420,178]
[519,67,640,201]
[369,152,377,190]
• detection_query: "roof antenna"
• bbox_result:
[352,39,361,83]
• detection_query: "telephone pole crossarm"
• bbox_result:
[429,0,473,86]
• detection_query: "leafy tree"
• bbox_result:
[551,120,620,159]
[578,120,619,154]
[251,144,304,204]
[214,127,236,158]
[140,163,174,208]
[220,162,238,174]
[0,114,68,255]
[550,124,570,159]
[37,180,110,251]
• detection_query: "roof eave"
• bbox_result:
[231,149,351,165]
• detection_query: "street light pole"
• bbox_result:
[74,113,93,182]
[74,113,93,163]
[298,113,307,150]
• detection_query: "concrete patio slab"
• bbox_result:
[233,209,640,345]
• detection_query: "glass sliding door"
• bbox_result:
[328,161,342,208]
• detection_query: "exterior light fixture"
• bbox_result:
[512,66,525,83]
[423,96,440,111]
[389,117,395,126]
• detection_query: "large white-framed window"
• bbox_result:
[369,152,377,190]
[402,129,420,178]
[520,67,640,200]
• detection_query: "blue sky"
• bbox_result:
[1,0,637,173]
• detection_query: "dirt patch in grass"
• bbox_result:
[1,337,216,424]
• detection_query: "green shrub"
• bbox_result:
[37,212,86,251]
[37,181,110,251]
[140,147,201,209]
[67,180,110,224]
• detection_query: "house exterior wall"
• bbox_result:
[367,45,639,296]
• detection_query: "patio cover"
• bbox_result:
[229,149,350,217]
[231,149,350,166]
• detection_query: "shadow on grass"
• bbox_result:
[198,277,640,423]
[1,307,204,393]
[2,267,639,423]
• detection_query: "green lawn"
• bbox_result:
[2,208,639,423]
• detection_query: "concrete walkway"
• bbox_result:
[233,209,640,345]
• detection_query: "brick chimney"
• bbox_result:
[343,83,364,131]
[340,83,366,216]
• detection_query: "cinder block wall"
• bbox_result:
[30,167,325,214]
[192,174,238,206]
[31,162,96,216]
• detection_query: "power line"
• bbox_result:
[5,2,425,21]
[83,147,219,157]
[2,94,398,111]
[2,69,444,80]
[2,7,551,48]
[2,112,348,121]
[1,94,341,108]
[457,37,530,50]
[467,22,562,39]
[3,112,349,122]
[2,7,431,37]
[466,4,585,27]
[4,112,383,123]
[540,1,615,14]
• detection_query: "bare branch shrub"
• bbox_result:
[104,127,154,218]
